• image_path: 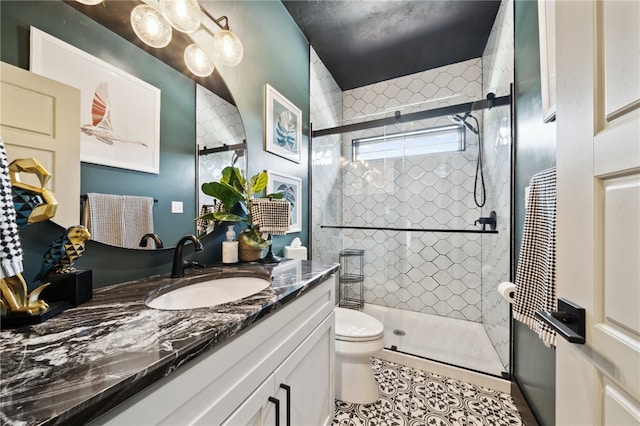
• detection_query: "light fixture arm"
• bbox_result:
[200,8,230,31]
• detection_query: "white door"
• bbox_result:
[0,61,81,229]
[555,1,640,425]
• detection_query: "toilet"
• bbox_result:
[334,307,385,405]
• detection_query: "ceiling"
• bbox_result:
[282,0,501,90]
[69,1,501,96]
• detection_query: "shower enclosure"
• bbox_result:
[311,94,512,377]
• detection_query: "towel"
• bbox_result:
[513,167,557,348]
[83,193,154,249]
[0,138,23,278]
[250,198,291,235]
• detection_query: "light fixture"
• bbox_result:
[130,4,172,48]
[184,43,215,77]
[77,0,243,78]
[212,30,244,67]
[76,0,103,4]
[159,0,201,33]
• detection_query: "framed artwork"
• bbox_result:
[538,0,556,123]
[30,27,161,174]
[267,170,302,233]
[264,84,302,163]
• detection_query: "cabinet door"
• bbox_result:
[221,375,277,426]
[274,313,335,426]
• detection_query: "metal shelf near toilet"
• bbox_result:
[338,249,365,310]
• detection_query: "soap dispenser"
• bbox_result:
[222,225,238,264]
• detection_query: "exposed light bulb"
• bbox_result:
[131,5,172,48]
[184,44,214,77]
[76,0,103,4]
[212,30,244,67]
[160,0,202,33]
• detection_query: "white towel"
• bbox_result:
[0,138,23,278]
[513,167,557,348]
[83,193,154,249]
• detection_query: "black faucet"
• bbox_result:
[171,235,204,278]
[139,233,164,249]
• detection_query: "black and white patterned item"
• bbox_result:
[250,198,290,235]
[513,167,557,348]
[0,138,24,278]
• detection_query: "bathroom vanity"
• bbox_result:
[0,260,339,425]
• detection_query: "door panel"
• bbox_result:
[556,0,640,424]
[603,0,640,120]
[0,61,81,229]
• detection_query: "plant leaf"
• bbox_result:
[240,228,269,249]
[213,212,246,222]
[220,166,245,193]
[262,192,285,199]
[201,181,244,211]
[251,171,268,194]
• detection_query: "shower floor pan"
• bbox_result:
[363,304,506,377]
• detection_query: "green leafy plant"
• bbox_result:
[199,166,283,249]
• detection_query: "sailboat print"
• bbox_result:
[81,82,148,148]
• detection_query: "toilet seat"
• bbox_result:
[335,307,384,342]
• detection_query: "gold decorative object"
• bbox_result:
[9,158,58,224]
[0,273,49,316]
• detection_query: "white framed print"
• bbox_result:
[267,170,302,233]
[30,27,161,174]
[264,84,302,163]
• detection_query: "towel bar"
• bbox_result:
[80,195,158,202]
[535,298,586,344]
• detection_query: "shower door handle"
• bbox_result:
[535,298,586,344]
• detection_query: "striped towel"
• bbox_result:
[0,138,23,278]
[83,193,155,249]
[513,167,557,348]
[250,198,290,235]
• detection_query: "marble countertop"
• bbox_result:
[0,260,339,425]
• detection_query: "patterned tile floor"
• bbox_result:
[333,358,523,426]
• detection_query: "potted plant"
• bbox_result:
[199,166,283,261]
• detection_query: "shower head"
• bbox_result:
[448,112,479,135]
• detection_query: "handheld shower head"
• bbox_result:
[448,112,478,135]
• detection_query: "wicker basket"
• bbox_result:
[238,238,264,262]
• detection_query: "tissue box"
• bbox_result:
[284,246,307,260]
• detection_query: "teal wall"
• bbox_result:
[1,0,196,247]
[514,0,556,424]
[206,1,310,257]
[1,0,310,287]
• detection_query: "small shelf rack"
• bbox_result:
[338,249,365,310]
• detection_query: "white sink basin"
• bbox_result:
[146,277,271,310]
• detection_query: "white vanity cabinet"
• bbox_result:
[93,275,335,426]
[223,313,334,425]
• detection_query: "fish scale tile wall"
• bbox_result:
[480,0,514,370]
[310,48,343,267]
[310,1,512,328]
[340,58,486,322]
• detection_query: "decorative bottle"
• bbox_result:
[222,225,238,264]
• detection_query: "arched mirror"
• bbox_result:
[63,1,247,248]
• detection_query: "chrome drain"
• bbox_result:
[393,329,406,336]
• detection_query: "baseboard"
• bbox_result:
[377,349,511,394]
[511,378,541,426]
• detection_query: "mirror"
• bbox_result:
[65,1,247,248]
[196,85,247,237]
